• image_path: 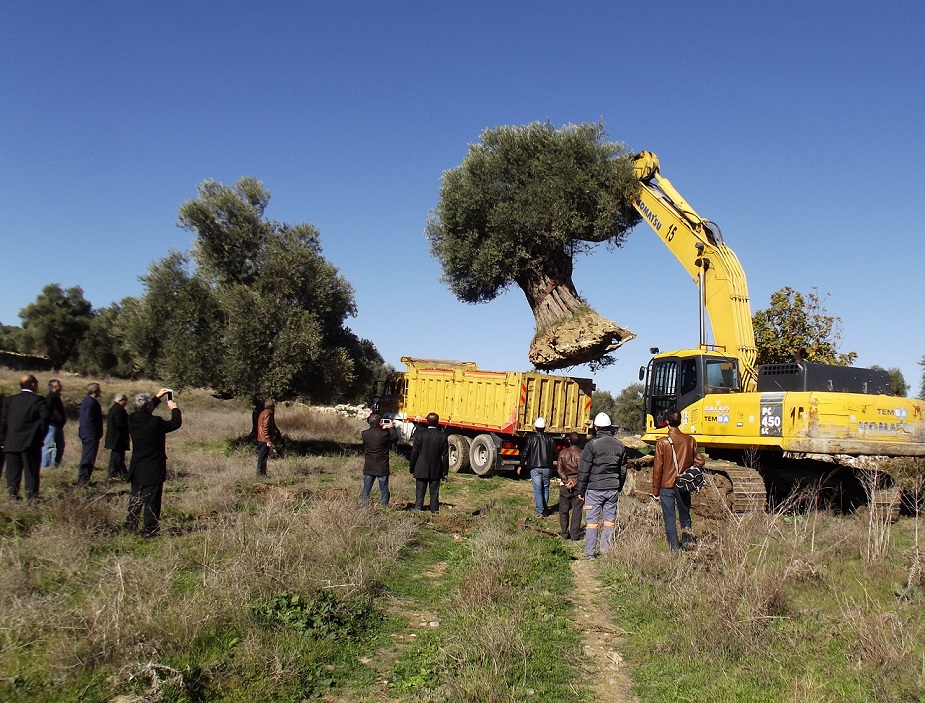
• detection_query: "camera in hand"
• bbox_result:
[166,390,174,401]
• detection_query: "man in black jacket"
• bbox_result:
[518,417,558,518]
[105,393,130,481]
[124,389,181,536]
[576,412,627,559]
[1,374,50,499]
[77,383,103,485]
[409,413,448,513]
[41,379,66,469]
[361,414,399,506]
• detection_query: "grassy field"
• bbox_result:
[1,368,923,702]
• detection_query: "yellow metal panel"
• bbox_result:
[643,390,925,457]
[387,359,592,436]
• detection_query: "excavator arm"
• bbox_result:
[632,151,758,391]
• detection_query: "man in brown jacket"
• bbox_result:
[556,432,583,540]
[256,400,277,477]
[652,407,705,552]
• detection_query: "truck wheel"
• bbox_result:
[469,434,497,477]
[448,434,471,473]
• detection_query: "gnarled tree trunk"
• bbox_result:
[518,255,635,369]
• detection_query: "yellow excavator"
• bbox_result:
[631,151,925,513]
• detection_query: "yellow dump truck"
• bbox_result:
[373,357,595,476]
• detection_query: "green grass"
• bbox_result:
[4,371,924,702]
[600,508,925,703]
[386,505,586,702]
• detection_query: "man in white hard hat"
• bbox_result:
[518,416,558,518]
[576,412,628,559]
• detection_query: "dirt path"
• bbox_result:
[570,558,640,703]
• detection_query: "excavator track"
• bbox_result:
[627,455,767,517]
[705,461,767,514]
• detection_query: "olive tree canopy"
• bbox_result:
[127,177,383,404]
[19,284,93,370]
[426,122,640,369]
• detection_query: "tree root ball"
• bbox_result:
[529,310,636,370]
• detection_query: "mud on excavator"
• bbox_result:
[630,152,925,517]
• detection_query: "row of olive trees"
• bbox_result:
[2,178,387,405]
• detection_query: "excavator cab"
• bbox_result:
[641,350,741,429]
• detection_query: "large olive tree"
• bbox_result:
[128,177,382,404]
[426,122,640,369]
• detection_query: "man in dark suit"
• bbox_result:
[77,382,104,485]
[42,379,67,469]
[409,412,449,513]
[124,389,181,536]
[104,392,130,481]
[361,413,399,506]
[1,374,50,499]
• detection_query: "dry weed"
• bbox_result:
[109,661,188,703]
[439,508,530,701]
[838,593,923,672]
[276,404,363,442]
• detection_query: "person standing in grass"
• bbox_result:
[41,379,66,469]
[1,374,49,500]
[651,407,704,552]
[125,389,181,537]
[361,413,399,506]
[576,412,627,560]
[104,392,130,481]
[409,412,448,513]
[517,416,558,518]
[255,399,277,477]
[556,432,584,540]
[77,382,103,485]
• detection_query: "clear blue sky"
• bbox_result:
[2,1,923,397]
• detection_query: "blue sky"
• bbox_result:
[2,1,923,397]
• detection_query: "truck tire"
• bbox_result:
[448,434,471,473]
[469,434,497,477]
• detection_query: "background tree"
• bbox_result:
[427,121,640,369]
[73,300,138,378]
[0,324,25,352]
[752,286,856,366]
[18,284,93,369]
[131,178,382,404]
[870,365,909,397]
[611,383,645,433]
[590,390,618,426]
[592,385,645,433]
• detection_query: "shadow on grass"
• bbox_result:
[229,434,363,458]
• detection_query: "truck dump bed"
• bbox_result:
[386,357,594,435]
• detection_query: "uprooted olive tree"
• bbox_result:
[426,121,640,369]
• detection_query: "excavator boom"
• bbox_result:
[633,151,758,391]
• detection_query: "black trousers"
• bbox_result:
[6,447,41,499]
[414,478,441,513]
[256,442,269,475]
[558,484,584,539]
[125,482,164,535]
[108,450,127,479]
[78,438,100,483]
